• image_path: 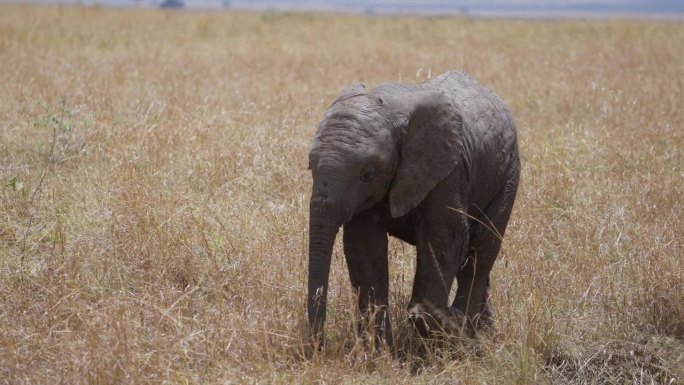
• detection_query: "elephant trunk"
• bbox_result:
[307,200,344,344]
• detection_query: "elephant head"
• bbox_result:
[306,82,464,342]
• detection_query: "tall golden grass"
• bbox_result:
[0,5,682,384]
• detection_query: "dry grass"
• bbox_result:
[1,5,683,384]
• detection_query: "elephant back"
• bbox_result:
[427,71,516,140]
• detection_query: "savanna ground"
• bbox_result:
[0,5,683,384]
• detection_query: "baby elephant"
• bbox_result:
[307,70,520,348]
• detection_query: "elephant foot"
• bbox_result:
[453,300,495,332]
[408,303,474,339]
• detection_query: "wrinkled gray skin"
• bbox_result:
[307,70,520,348]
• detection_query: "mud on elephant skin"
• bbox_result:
[306,70,520,348]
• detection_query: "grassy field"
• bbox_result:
[1,5,683,384]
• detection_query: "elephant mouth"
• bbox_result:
[357,196,378,213]
[342,207,355,224]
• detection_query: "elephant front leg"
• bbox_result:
[343,210,393,349]
[409,219,469,337]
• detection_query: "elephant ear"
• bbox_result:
[331,83,366,105]
[389,91,464,218]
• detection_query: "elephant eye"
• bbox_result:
[360,168,376,183]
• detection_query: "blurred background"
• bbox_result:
[4,0,684,18]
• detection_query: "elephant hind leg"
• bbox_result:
[452,251,494,329]
[452,175,518,330]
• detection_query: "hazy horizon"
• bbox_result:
[4,0,684,17]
